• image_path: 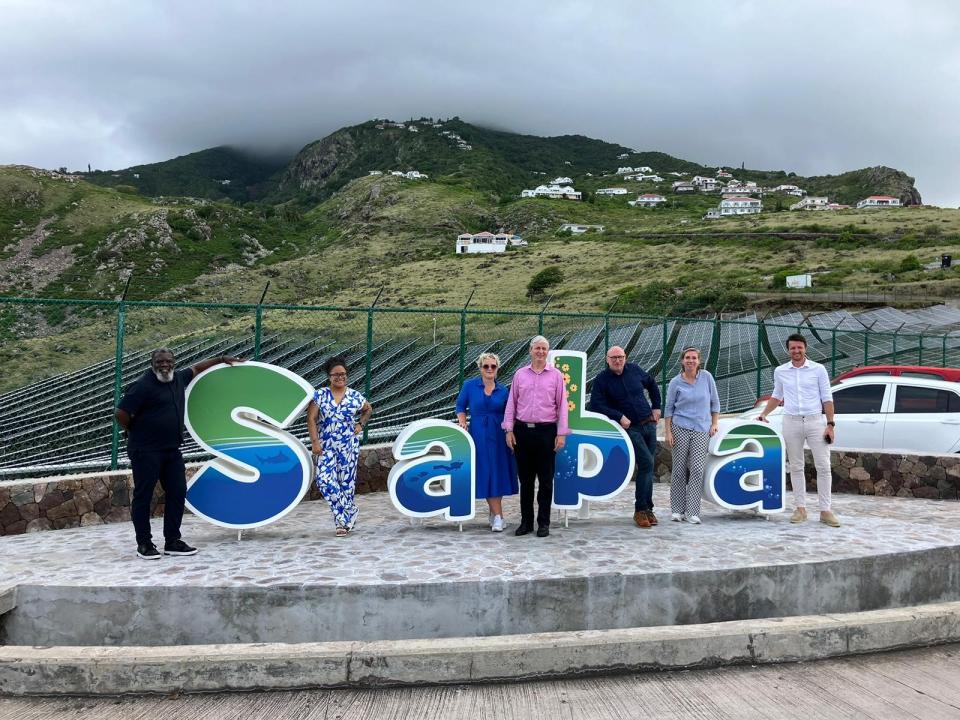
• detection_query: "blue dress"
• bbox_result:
[455,376,519,499]
[312,386,365,529]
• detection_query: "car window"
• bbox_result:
[833,384,885,414]
[893,385,960,413]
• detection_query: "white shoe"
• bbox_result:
[687,515,701,524]
[491,515,504,533]
[671,513,683,522]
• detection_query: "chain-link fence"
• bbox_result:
[2,295,959,479]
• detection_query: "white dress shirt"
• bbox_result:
[771,358,833,416]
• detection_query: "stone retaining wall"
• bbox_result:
[1,445,957,536]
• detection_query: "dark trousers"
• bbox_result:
[129,448,187,545]
[514,422,557,528]
[627,423,657,512]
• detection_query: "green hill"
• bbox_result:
[83,146,288,202]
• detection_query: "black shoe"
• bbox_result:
[137,543,161,560]
[163,539,198,556]
[536,525,550,538]
[514,523,533,536]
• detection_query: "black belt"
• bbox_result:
[518,421,557,429]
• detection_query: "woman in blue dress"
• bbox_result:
[455,352,519,532]
[307,356,373,536]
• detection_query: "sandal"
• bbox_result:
[335,527,348,537]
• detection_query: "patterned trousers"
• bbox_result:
[670,425,710,517]
[315,439,360,529]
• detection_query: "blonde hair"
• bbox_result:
[529,335,550,349]
[477,352,501,369]
[679,345,702,371]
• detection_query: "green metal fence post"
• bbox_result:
[604,295,621,354]
[459,289,475,390]
[538,294,554,337]
[363,287,384,444]
[943,333,949,367]
[863,328,870,365]
[755,320,763,398]
[110,276,132,471]
[660,317,669,401]
[253,282,270,361]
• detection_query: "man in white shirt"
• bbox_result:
[758,333,840,527]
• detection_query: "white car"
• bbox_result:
[742,375,960,454]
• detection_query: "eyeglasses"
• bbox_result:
[329,372,347,378]
[608,356,626,360]
[482,364,498,370]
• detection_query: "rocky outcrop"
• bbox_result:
[275,130,358,195]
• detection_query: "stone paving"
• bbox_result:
[1,487,958,590]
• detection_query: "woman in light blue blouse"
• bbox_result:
[664,346,720,524]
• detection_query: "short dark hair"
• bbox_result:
[785,333,807,348]
[150,348,174,362]
[324,356,348,376]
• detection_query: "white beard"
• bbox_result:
[154,369,174,383]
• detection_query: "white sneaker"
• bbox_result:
[687,515,701,524]
[671,513,683,522]
[491,515,504,533]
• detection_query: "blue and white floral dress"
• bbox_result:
[312,386,365,529]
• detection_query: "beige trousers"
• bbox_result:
[781,414,833,511]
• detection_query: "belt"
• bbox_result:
[785,413,823,419]
[517,421,557,429]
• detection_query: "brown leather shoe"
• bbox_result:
[633,511,651,528]
[645,511,659,526]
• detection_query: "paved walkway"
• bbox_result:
[1,487,959,590]
[1,644,959,719]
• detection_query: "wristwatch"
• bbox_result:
[826,421,835,427]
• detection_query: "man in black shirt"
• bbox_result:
[116,348,241,559]
[589,345,662,529]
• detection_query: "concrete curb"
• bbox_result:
[2,601,960,696]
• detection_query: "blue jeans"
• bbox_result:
[627,423,657,512]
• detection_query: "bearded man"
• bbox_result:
[115,348,241,559]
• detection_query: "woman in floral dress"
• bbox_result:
[307,356,373,536]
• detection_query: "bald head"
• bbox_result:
[606,346,627,374]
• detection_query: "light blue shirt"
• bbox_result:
[665,370,720,433]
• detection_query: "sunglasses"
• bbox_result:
[482,364,498,370]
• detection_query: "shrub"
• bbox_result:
[899,254,921,272]
[526,266,564,297]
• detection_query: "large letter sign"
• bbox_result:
[549,351,635,509]
[704,419,786,513]
[387,420,476,521]
[184,362,314,529]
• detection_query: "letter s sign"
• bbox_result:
[184,362,314,529]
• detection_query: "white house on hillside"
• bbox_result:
[719,196,762,215]
[672,182,696,193]
[856,195,901,209]
[790,196,828,211]
[552,176,573,184]
[521,184,582,200]
[635,166,653,173]
[716,170,733,178]
[629,193,667,207]
[559,223,604,234]
[456,232,526,254]
[596,188,628,195]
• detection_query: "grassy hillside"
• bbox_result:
[83,146,288,202]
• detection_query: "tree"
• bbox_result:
[526,266,564,298]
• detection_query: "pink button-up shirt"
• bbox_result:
[502,364,570,436]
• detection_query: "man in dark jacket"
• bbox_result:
[115,348,241,559]
[589,345,662,528]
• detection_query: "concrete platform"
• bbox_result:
[2,485,959,648]
[1,487,960,695]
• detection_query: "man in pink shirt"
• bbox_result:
[503,335,570,537]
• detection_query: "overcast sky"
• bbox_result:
[3,0,959,206]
